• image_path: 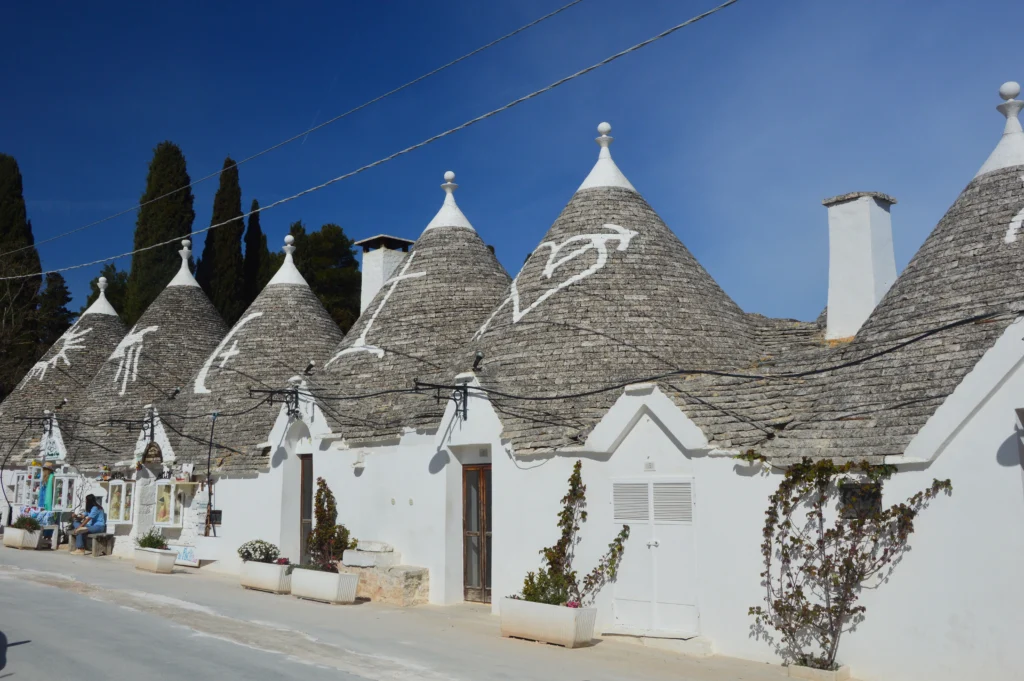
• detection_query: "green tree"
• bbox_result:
[81,263,129,315]
[196,157,246,324]
[0,153,42,399]
[124,142,195,325]
[242,198,272,306]
[285,221,361,332]
[37,273,74,348]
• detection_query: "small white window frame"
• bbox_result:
[154,480,184,527]
[23,465,43,507]
[107,480,135,524]
[12,471,29,505]
[52,475,78,512]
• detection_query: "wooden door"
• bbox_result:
[463,465,492,603]
[299,454,313,564]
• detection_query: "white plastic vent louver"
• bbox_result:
[653,482,693,524]
[613,483,649,523]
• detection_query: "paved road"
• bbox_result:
[0,576,356,680]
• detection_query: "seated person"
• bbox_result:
[71,494,106,555]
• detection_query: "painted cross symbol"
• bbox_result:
[325,251,426,365]
[217,341,241,368]
[194,312,264,394]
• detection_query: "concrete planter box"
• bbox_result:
[499,597,597,648]
[134,547,177,574]
[788,664,852,681]
[240,561,292,594]
[292,568,359,604]
[3,528,41,550]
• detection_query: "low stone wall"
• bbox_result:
[337,564,429,606]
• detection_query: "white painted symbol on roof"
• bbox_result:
[1003,176,1024,243]
[21,324,93,385]
[326,252,426,366]
[474,223,637,338]
[110,324,160,397]
[193,312,264,394]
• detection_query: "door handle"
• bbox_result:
[646,540,660,548]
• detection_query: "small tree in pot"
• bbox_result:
[292,478,359,604]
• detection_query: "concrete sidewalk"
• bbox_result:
[0,545,789,681]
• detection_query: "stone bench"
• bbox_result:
[84,533,115,557]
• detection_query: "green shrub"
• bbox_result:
[135,528,169,550]
[307,478,356,572]
[12,516,42,531]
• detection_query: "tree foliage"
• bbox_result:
[196,157,246,324]
[307,477,356,571]
[0,153,42,399]
[125,141,195,325]
[747,457,952,670]
[242,198,273,306]
[519,460,630,607]
[37,273,74,348]
[82,263,129,315]
[285,221,361,332]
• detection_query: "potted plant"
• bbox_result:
[238,540,292,594]
[501,461,630,648]
[133,529,177,574]
[3,516,43,550]
[292,478,359,604]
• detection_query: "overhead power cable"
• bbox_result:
[0,0,587,261]
[0,0,742,281]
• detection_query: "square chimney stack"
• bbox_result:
[822,192,898,340]
[354,235,415,314]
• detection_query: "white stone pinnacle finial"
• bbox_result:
[83,273,118,315]
[266,233,307,286]
[168,238,199,287]
[284,234,296,256]
[425,169,474,231]
[596,122,613,148]
[578,121,636,192]
[98,276,108,293]
[441,170,458,194]
[179,239,191,259]
[976,80,1024,178]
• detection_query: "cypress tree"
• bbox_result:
[0,153,43,399]
[242,198,271,306]
[196,157,246,324]
[125,142,195,325]
[81,263,129,315]
[37,272,74,348]
[288,221,361,333]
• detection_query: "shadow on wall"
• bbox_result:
[995,430,1024,502]
[428,449,449,475]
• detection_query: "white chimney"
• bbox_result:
[355,235,415,314]
[823,192,898,340]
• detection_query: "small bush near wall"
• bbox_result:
[136,528,169,550]
[12,516,42,531]
[304,477,356,573]
[741,455,952,671]
[238,539,281,563]
[515,460,630,607]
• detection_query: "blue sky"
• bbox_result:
[1,0,1021,320]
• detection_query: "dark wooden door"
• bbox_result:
[463,465,492,603]
[299,454,313,564]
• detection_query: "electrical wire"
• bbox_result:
[0,0,588,260]
[0,0,742,281]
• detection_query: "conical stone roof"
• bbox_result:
[319,172,510,442]
[751,82,1024,461]
[176,235,344,473]
[0,277,126,465]
[464,124,757,454]
[67,241,228,471]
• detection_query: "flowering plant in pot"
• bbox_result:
[4,515,44,550]
[502,460,630,648]
[292,478,359,604]
[238,540,292,594]
[134,528,177,573]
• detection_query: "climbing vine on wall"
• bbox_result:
[742,455,952,670]
[519,459,630,607]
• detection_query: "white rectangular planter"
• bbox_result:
[788,664,852,681]
[2,528,41,550]
[240,561,292,594]
[291,568,359,604]
[499,597,597,648]
[134,547,178,574]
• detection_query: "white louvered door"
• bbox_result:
[611,478,698,636]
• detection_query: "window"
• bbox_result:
[839,481,881,520]
[107,480,134,524]
[18,466,43,506]
[12,472,28,505]
[52,476,77,511]
[154,481,184,527]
